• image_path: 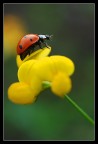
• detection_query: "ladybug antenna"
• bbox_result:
[49,35,53,41]
[46,35,53,40]
[50,35,53,38]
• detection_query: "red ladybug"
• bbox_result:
[17,34,52,60]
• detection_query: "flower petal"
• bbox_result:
[51,72,72,97]
[8,82,38,104]
[50,55,75,76]
[16,55,24,68]
[18,59,37,84]
[16,47,51,68]
[16,51,40,68]
[32,57,56,81]
[18,60,42,92]
[32,47,51,60]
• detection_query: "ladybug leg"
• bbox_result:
[40,38,50,48]
[28,50,31,55]
[27,45,35,55]
[43,42,50,48]
[38,41,42,49]
[26,48,30,55]
[20,51,28,60]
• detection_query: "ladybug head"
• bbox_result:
[39,34,53,41]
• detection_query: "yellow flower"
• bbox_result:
[8,47,75,104]
[4,14,27,60]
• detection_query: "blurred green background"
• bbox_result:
[4,4,95,140]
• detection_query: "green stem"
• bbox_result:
[42,81,94,125]
[65,94,94,125]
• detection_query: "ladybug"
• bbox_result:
[17,34,52,60]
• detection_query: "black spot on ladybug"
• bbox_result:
[30,38,33,41]
[19,45,22,49]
